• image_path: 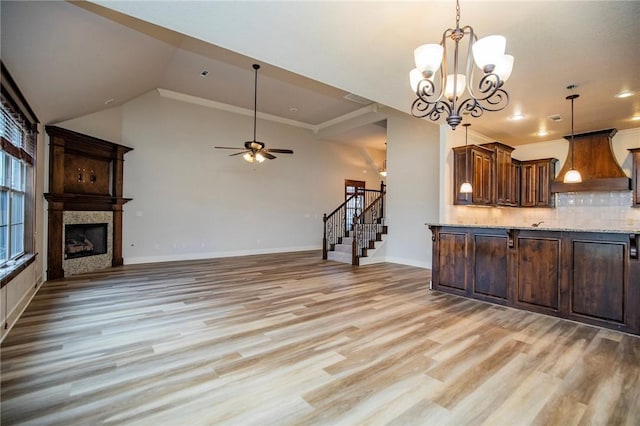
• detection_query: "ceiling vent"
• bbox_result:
[548,114,563,122]
[551,128,630,192]
[344,93,373,105]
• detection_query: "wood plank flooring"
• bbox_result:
[1,251,638,425]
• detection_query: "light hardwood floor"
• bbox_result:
[1,251,638,425]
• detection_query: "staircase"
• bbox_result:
[323,183,387,266]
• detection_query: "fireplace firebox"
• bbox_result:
[65,223,108,259]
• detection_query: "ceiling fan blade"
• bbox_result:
[261,151,276,160]
[266,148,294,154]
[229,150,249,157]
[214,146,243,150]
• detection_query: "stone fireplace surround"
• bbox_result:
[44,126,132,280]
[63,211,113,276]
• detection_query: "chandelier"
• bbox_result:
[409,0,513,129]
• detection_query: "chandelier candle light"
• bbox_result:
[410,0,513,129]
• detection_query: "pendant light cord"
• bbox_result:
[566,92,579,169]
[252,64,260,142]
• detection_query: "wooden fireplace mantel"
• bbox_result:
[44,126,133,280]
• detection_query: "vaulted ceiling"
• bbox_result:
[2,1,639,149]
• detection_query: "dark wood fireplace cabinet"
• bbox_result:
[44,126,132,280]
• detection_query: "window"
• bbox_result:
[1,62,37,271]
[1,151,26,264]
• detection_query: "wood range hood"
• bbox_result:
[551,128,631,193]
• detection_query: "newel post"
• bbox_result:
[380,181,386,219]
[322,213,328,259]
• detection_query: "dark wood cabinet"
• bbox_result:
[453,145,494,206]
[434,230,468,292]
[452,144,555,208]
[482,142,519,206]
[567,232,632,328]
[471,231,509,301]
[429,225,640,335]
[519,158,558,207]
[631,148,640,207]
[514,230,562,313]
[510,159,521,207]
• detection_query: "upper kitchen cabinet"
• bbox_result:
[482,142,520,207]
[452,144,494,206]
[520,158,558,208]
[630,148,640,207]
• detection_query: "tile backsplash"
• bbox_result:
[446,191,640,231]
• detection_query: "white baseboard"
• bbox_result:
[382,256,431,269]
[124,245,321,265]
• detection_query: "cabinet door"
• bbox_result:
[631,149,640,207]
[520,163,536,207]
[519,159,557,207]
[472,150,493,205]
[569,238,626,324]
[495,148,510,205]
[436,231,468,292]
[515,234,561,311]
[535,161,552,206]
[510,160,521,206]
[472,233,508,301]
[453,148,472,205]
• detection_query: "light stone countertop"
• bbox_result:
[425,223,640,234]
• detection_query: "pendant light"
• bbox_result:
[460,123,473,193]
[563,89,582,183]
[410,0,513,129]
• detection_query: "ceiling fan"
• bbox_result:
[215,64,294,163]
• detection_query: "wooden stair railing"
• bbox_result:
[352,189,387,265]
[323,182,386,264]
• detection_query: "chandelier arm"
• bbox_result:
[411,97,452,122]
[472,73,509,111]
[463,26,480,100]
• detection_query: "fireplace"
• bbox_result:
[65,223,108,259]
[44,126,133,280]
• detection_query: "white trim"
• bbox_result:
[124,245,321,265]
[1,267,43,344]
[382,256,431,269]
[156,88,316,131]
[315,104,381,131]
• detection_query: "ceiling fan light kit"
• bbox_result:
[410,0,513,129]
[214,64,293,163]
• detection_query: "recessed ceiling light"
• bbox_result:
[631,115,640,121]
[537,130,549,136]
[104,98,114,105]
[616,90,634,98]
[510,113,524,121]
[289,107,298,113]
[200,70,209,77]
[548,114,563,122]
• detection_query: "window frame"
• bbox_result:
[1,61,38,282]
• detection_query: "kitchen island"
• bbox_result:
[428,224,640,335]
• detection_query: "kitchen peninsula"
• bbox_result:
[428,224,640,335]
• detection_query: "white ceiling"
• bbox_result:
[2,1,639,149]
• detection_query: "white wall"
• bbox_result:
[385,110,440,268]
[61,90,384,264]
[440,127,640,230]
[57,92,441,269]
